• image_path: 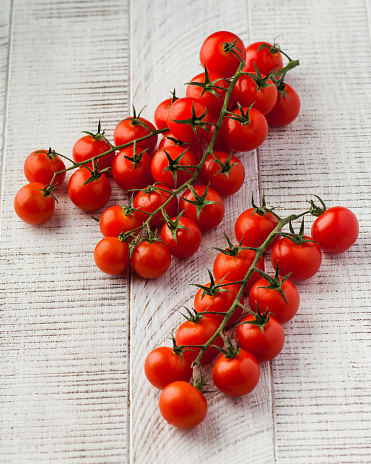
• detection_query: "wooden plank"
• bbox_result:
[249,0,371,462]
[129,1,276,463]
[0,1,130,462]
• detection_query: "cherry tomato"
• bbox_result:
[212,349,260,397]
[72,135,114,170]
[111,146,153,191]
[200,31,245,78]
[99,204,143,237]
[159,132,203,162]
[68,167,111,212]
[236,314,285,362]
[249,276,300,324]
[154,98,174,130]
[151,145,196,189]
[235,207,279,250]
[222,106,268,152]
[167,97,211,144]
[14,182,55,225]
[133,184,178,228]
[159,381,207,429]
[311,206,359,253]
[194,279,243,326]
[132,240,171,279]
[204,118,232,152]
[244,41,283,76]
[198,151,245,197]
[179,185,224,232]
[113,113,157,154]
[175,316,224,364]
[271,237,322,282]
[94,237,130,275]
[24,149,66,187]
[160,216,201,259]
[265,83,300,127]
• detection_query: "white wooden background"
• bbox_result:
[1,0,370,463]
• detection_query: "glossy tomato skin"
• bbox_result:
[175,317,224,364]
[151,145,197,189]
[245,41,283,75]
[94,237,130,275]
[68,168,111,212]
[132,240,171,279]
[14,182,55,225]
[154,98,173,129]
[167,97,211,143]
[222,107,268,152]
[112,146,153,191]
[160,217,201,258]
[72,135,114,170]
[311,206,359,253]
[235,208,279,250]
[24,150,66,187]
[179,185,224,232]
[159,132,203,162]
[236,315,285,362]
[271,237,322,282]
[113,116,158,154]
[198,151,245,197]
[144,347,193,390]
[212,349,260,397]
[200,31,245,78]
[194,280,243,326]
[265,83,300,127]
[159,381,207,429]
[133,184,178,228]
[249,277,300,324]
[100,205,143,237]
[213,248,265,294]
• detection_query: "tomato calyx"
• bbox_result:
[225,102,254,126]
[308,195,327,217]
[191,269,232,298]
[127,105,155,133]
[210,151,238,178]
[161,147,195,187]
[258,40,293,61]
[169,88,179,104]
[123,141,149,169]
[279,217,316,245]
[214,233,258,257]
[38,183,58,202]
[162,210,189,243]
[215,334,240,359]
[170,334,190,360]
[81,119,108,143]
[186,64,228,100]
[238,303,271,334]
[179,306,204,324]
[242,63,276,93]
[171,101,212,140]
[180,184,222,219]
[254,262,291,304]
[250,192,278,218]
[222,38,244,61]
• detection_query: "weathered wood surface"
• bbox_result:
[1,0,370,463]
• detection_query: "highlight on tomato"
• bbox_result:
[14,182,56,225]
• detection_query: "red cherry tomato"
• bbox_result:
[159,132,203,162]
[245,41,283,76]
[99,205,143,238]
[111,146,153,191]
[311,206,359,253]
[212,349,260,397]
[236,314,285,362]
[235,207,279,250]
[204,118,232,152]
[133,184,178,228]
[24,149,66,187]
[72,135,114,170]
[154,98,174,129]
[144,347,193,390]
[160,216,201,259]
[265,83,300,127]
[14,182,56,225]
[159,381,207,429]
[132,240,171,279]
[68,168,111,212]
[113,114,157,154]
[200,31,245,78]
[94,237,130,275]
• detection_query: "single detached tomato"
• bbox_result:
[160,216,202,259]
[72,134,114,170]
[265,83,300,127]
[236,313,285,362]
[167,97,211,144]
[151,145,197,189]
[175,316,224,364]
[145,347,193,390]
[99,204,143,237]
[200,31,245,78]
[198,151,245,197]
[212,348,260,397]
[14,182,56,225]
[132,240,171,279]
[159,381,207,429]
[94,237,130,275]
[179,185,224,232]
[133,183,178,227]
[271,237,322,282]
[159,132,203,162]
[111,146,153,191]
[222,106,268,152]
[244,41,283,75]
[24,149,66,187]
[68,167,111,212]
[194,279,243,326]
[235,207,279,250]
[113,109,158,154]
[311,206,359,253]
[249,276,300,324]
